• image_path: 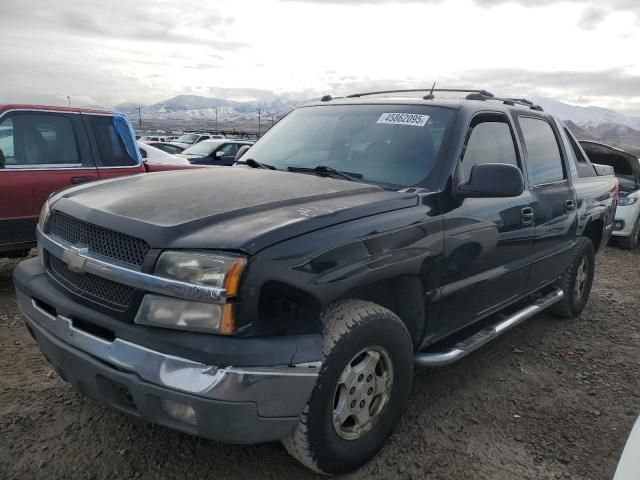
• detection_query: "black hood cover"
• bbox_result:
[52,167,418,254]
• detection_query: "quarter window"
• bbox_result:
[519,117,565,185]
[461,119,519,181]
[0,114,79,167]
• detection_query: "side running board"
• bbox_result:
[414,288,564,367]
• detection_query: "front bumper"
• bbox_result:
[14,260,321,444]
[612,205,640,237]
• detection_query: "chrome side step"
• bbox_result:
[414,288,564,367]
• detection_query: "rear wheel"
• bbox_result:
[550,237,595,318]
[618,216,640,250]
[282,299,413,475]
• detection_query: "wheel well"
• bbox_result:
[583,219,604,251]
[342,276,426,348]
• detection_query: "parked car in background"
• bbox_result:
[177,139,253,165]
[0,104,200,257]
[146,141,185,155]
[13,90,617,474]
[581,141,640,249]
[137,141,190,165]
[171,133,226,149]
[139,135,169,142]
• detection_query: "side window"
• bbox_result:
[219,143,238,156]
[461,118,519,181]
[0,114,79,167]
[139,148,147,159]
[89,116,137,167]
[519,117,565,185]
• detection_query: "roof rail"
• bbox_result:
[346,88,495,99]
[465,93,543,111]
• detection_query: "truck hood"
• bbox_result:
[51,167,419,254]
[581,140,640,190]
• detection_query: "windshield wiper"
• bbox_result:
[237,158,276,170]
[287,165,363,182]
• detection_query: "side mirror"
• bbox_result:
[456,163,524,198]
[215,150,225,158]
[235,145,250,162]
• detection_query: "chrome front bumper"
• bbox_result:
[16,288,319,420]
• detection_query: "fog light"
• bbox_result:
[161,398,197,426]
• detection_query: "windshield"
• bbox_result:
[244,104,454,189]
[176,134,199,144]
[182,141,221,155]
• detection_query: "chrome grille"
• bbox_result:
[45,211,149,310]
[48,211,149,267]
[49,255,134,309]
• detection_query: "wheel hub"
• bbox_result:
[575,256,588,298]
[332,347,393,441]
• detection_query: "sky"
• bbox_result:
[1,0,639,115]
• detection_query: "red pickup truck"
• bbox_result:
[0,104,198,257]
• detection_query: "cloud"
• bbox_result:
[473,0,640,26]
[577,6,608,30]
[277,0,639,27]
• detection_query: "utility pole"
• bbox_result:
[215,107,218,132]
[138,106,142,131]
[258,108,261,137]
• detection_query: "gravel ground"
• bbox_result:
[0,246,639,480]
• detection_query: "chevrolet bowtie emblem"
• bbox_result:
[62,245,89,273]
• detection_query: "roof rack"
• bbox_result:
[465,93,543,111]
[346,88,494,99]
[341,87,544,111]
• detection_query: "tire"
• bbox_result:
[282,299,414,475]
[549,237,595,318]
[618,216,640,250]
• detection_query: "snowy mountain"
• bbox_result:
[531,97,640,130]
[115,94,298,123]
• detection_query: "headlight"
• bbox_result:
[37,201,50,230]
[155,251,247,296]
[134,251,247,334]
[134,294,234,334]
[619,195,638,206]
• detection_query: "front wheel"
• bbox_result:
[550,237,595,318]
[282,299,413,474]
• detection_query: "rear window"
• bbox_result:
[519,117,565,185]
[89,116,137,167]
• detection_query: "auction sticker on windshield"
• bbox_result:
[377,112,430,127]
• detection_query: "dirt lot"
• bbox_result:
[1,247,639,480]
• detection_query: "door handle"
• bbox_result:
[71,176,90,185]
[565,199,576,213]
[521,206,534,225]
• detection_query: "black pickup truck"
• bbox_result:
[14,89,617,474]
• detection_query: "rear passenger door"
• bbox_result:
[83,114,143,180]
[0,111,98,250]
[440,113,534,331]
[515,115,577,290]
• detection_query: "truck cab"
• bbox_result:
[0,104,199,257]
